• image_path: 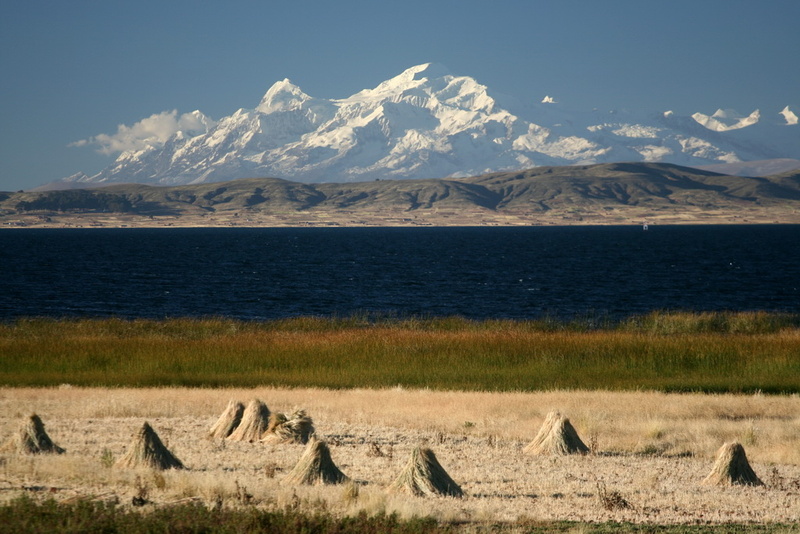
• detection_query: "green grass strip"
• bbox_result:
[1,496,798,533]
[1,312,799,392]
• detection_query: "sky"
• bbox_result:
[1,0,799,191]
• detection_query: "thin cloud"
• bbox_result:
[71,110,215,155]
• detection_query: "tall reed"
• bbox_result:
[1,313,798,392]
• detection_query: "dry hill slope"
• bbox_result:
[2,163,799,227]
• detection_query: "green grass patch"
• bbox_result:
[0,496,797,533]
[2,312,800,392]
[0,496,445,534]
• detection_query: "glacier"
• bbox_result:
[66,62,799,186]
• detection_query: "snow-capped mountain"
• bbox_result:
[66,63,799,186]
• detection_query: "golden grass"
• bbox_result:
[2,315,799,525]
[2,386,800,524]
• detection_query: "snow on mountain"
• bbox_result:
[66,63,800,186]
[781,106,799,126]
[692,108,761,131]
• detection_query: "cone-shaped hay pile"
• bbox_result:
[114,422,183,470]
[702,441,764,486]
[261,409,314,444]
[209,400,245,439]
[524,411,589,455]
[387,447,463,498]
[282,436,349,485]
[227,399,270,442]
[2,414,65,454]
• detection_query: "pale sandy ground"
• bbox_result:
[3,205,799,228]
[2,387,800,526]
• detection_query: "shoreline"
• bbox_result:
[2,207,799,229]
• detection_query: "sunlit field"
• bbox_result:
[1,386,800,529]
[2,313,800,531]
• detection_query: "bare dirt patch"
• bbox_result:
[1,387,799,524]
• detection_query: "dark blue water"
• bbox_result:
[1,226,798,321]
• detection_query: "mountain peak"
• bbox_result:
[67,64,800,187]
[692,108,760,131]
[402,62,451,81]
[182,110,216,135]
[357,63,453,99]
[780,105,799,125]
[256,78,310,113]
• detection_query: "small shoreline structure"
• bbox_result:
[282,436,349,486]
[523,411,590,455]
[208,399,245,439]
[227,399,271,442]
[387,446,463,498]
[702,441,764,486]
[114,422,183,470]
[1,414,65,455]
[261,409,315,444]
[210,399,315,444]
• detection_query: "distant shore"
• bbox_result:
[4,163,799,228]
[2,206,799,229]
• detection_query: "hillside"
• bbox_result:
[2,163,799,228]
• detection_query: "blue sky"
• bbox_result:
[2,0,798,191]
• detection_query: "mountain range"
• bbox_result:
[58,63,799,189]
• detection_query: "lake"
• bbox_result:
[1,225,798,321]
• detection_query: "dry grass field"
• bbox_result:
[2,387,799,526]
